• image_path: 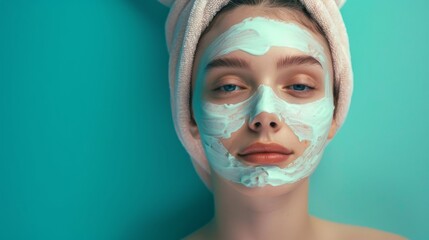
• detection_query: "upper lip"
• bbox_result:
[238,142,293,156]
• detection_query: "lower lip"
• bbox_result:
[239,153,291,165]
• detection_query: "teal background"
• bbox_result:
[0,0,427,239]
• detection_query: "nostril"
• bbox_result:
[255,122,262,128]
[270,122,277,128]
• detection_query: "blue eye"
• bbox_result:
[219,84,240,92]
[290,84,312,91]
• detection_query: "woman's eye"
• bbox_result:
[283,83,316,98]
[288,84,313,92]
[217,84,242,92]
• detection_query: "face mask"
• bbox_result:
[193,17,334,187]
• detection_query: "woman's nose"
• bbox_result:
[248,112,282,132]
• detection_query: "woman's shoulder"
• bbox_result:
[312,216,407,240]
[182,221,213,240]
[184,217,407,240]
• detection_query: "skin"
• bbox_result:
[187,5,406,240]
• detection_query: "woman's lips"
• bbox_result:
[238,142,293,165]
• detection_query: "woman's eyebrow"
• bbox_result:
[205,57,250,71]
[204,55,321,71]
[277,55,322,69]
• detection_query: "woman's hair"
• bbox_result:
[196,0,340,114]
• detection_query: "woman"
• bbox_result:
[160,0,407,239]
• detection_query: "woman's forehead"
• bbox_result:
[192,5,333,86]
[199,6,328,52]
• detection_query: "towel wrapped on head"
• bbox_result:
[160,0,353,189]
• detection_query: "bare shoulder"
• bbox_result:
[182,221,213,240]
[311,217,407,240]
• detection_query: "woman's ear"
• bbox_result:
[189,114,200,139]
[327,118,338,140]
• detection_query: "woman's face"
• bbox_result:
[190,6,336,188]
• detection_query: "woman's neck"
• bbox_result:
[209,175,314,240]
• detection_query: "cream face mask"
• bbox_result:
[193,17,335,187]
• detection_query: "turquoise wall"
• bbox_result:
[0,0,427,239]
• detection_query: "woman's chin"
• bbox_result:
[213,171,309,198]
